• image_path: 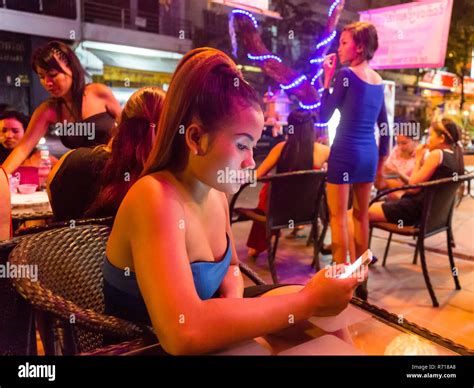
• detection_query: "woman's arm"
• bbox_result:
[126,177,358,355]
[409,148,442,185]
[313,142,330,169]
[1,102,54,174]
[256,141,285,179]
[0,169,11,240]
[320,68,350,122]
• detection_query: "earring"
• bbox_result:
[194,149,198,155]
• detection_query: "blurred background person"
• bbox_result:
[0,166,11,240]
[47,87,165,221]
[378,122,419,199]
[246,109,330,257]
[1,41,121,174]
[369,118,464,226]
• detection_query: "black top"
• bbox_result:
[382,150,461,226]
[0,145,11,164]
[58,112,116,149]
[49,97,116,149]
[49,147,110,221]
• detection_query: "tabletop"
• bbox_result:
[121,299,473,356]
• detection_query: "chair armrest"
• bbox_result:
[239,262,267,285]
[11,274,154,340]
[15,217,115,236]
[370,173,474,205]
[78,338,157,356]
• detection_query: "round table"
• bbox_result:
[10,191,53,221]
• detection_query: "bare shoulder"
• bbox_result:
[86,83,113,98]
[371,69,383,84]
[275,141,286,151]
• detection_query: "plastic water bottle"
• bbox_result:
[38,148,52,191]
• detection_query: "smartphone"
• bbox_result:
[336,249,373,279]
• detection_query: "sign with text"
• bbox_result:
[359,0,453,69]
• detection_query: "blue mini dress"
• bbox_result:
[320,67,390,184]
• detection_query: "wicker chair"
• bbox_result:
[8,225,155,355]
[369,173,474,307]
[230,170,327,283]
[14,216,114,236]
[8,222,268,355]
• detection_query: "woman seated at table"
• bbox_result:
[0,167,11,240]
[377,125,418,200]
[0,110,58,170]
[246,109,330,258]
[47,87,165,221]
[104,48,364,355]
[369,118,464,225]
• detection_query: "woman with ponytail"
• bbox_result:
[369,118,464,225]
[47,87,165,221]
[105,48,365,355]
[246,109,330,257]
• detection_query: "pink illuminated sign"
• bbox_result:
[359,0,454,69]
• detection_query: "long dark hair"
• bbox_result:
[276,109,315,173]
[87,87,166,217]
[31,40,86,120]
[431,118,465,174]
[142,47,261,176]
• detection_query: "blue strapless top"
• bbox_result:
[103,234,232,301]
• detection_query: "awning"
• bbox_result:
[88,48,178,74]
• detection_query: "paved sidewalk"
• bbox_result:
[229,182,474,350]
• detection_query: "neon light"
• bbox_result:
[310,69,324,85]
[328,0,341,17]
[314,121,329,127]
[232,9,258,29]
[248,53,282,63]
[316,31,337,50]
[310,56,325,64]
[280,75,307,90]
[299,101,321,110]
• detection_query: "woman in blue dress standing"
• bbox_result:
[320,22,390,280]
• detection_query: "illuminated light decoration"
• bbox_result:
[318,87,325,94]
[231,9,259,29]
[310,56,325,64]
[299,101,321,110]
[247,53,282,63]
[316,31,337,50]
[280,75,307,90]
[314,121,329,127]
[310,69,324,85]
[328,0,341,17]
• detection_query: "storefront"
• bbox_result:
[75,41,182,105]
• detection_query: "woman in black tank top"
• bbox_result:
[369,118,464,226]
[48,87,165,222]
[1,41,121,174]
